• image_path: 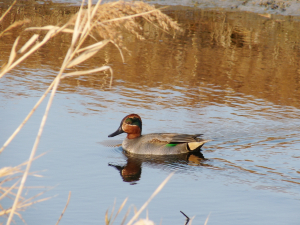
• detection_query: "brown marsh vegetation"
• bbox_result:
[0,0,181,224]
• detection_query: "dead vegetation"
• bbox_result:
[0,0,181,224]
[68,1,182,49]
[0,154,52,223]
[0,0,31,38]
[105,173,174,225]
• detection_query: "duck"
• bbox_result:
[108,114,211,155]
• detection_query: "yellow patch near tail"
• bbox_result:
[188,142,203,151]
[188,140,212,151]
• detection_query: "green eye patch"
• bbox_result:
[125,117,141,127]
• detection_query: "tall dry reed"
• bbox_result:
[0,0,181,224]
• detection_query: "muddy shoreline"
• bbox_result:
[148,0,300,16]
[50,0,300,16]
[1,0,300,17]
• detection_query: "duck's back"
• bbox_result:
[122,133,208,155]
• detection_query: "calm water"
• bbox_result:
[0,2,300,225]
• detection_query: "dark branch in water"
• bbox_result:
[180,211,190,225]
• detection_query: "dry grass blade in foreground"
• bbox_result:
[0,0,182,224]
[105,173,174,225]
[0,154,51,223]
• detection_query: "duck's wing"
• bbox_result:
[144,133,211,152]
[147,133,204,143]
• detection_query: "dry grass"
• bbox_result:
[68,1,182,49]
[0,19,31,38]
[0,154,51,223]
[0,0,31,38]
[0,0,16,23]
[55,191,72,225]
[104,172,210,225]
[105,173,174,225]
[0,0,181,224]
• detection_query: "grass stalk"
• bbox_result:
[204,213,211,225]
[1,0,182,222]
[0,180,20,201]
[0,0,16,23]
[0,81,55,153]
[0,19,31,38]
[55,191,71,225]
[0,24,68,78]
[126,172,174,225]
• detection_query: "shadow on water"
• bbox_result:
[108,149,209,184]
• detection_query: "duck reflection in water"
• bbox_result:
[109,151,207,184]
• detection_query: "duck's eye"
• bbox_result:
[125,118,133,124]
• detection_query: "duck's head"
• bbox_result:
[108,114,142,139]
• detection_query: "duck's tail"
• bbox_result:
[188,140,212,152]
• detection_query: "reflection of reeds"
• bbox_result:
[0,0,181,223]
[0,0,16,23]
[0,0,31,38]
[0,19,31,38]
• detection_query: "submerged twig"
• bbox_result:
[180,211,190,225]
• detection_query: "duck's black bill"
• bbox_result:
[108,127,124,137]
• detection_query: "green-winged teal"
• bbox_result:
[108,114,211,155]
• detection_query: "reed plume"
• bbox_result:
[68,1,182,49]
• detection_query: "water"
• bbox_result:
[0,2,300,225]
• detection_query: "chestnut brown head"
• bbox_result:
[108,114,142,139]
